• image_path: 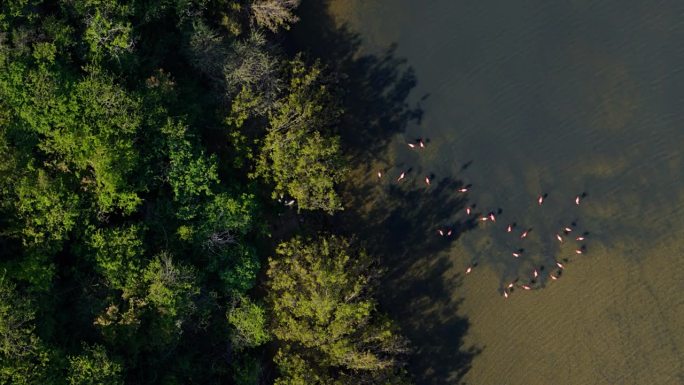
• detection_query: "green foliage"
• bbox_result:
[142,252,199,320]
[254,58,346,213]
[249,0,300,33]
[161,119,219,218]
[227,295,270,350]
[267,235,410,383]
[0,1,414,384]
[0,275,58,384]
[84,224,145,290]
[81,5,134,62]
[67,344,123,385]
[232,354,263,385]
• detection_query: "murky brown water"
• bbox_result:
[295,1,684,384]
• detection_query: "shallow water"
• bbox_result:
[298,1,684,384]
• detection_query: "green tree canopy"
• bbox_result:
[254,58,346,213]
[267,235,410,384]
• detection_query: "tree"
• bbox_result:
[249,0,300,33]
[0,275,59,384]
[227,295,270,351]
[267,235,410,384]
[67,344,123,385]
[254,58,346,213]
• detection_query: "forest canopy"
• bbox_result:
[0,0,412,384]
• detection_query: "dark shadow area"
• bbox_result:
[287,2,481,383]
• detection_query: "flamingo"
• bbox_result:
[407,143,416,149]
[575,248,584,254]
[466,207,472,215]
[564,227,573,233]
[575,196,581,205]
[556,262,565,269]
[447,229,453,236]
[521,285,532,290]
[520,229,531,239]
[550,274,558,280]
[576,236,585,241]
[465,266,473,274]
[489,212,496,222]
[503,291,509,299]
[425,176,431,186]
[397,172,406,181]
[512,252,521,258]
[506,224,513,232]
[556,234,563,243]
[480,216,489,222]
[538,195,545,205]
[438,229,444,236]
[533,269,539,278]
[419,139,425,148]
[458,187,469,193]
[377,171,382,179]
[508,282,515,288]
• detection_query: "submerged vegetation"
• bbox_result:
[0,0,410,384]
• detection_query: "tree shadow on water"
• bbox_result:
[288,3,482,383]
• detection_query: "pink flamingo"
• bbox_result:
[458,187,469,193]
[521,285,532,290]
[538,195,545,205]
[512,252,521,258]
[533,269,539,278]
[575,249,584,254]
[556,234,563,243]
[503,291,509,299]
[520,230,530,239]
[397,172,406,181]
[575,196,581,205]
[377,171,382,179]
[550,274,558,280]
[438,229,444,236]
[480,216,489,222]
[466,207,472,215]
[407,143,416,149]
[576,236,585,241]
[556,262,565,269]
[465,266,473,274]
[564,227,573,233]
[447,229,453,236]
[419,139,425,148]
[425,176,431,186]
[506,224,513,232]
[489,213,496,222]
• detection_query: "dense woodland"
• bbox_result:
[0,1,412,384]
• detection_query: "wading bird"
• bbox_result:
[397,172,406,181]
[377,171,382,179]
[520,228,532,239]
[425,176,431,186]
[556,234,563,243]
[538,193,548,205]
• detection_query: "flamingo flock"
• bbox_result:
[375,136,593,300]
